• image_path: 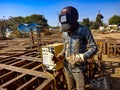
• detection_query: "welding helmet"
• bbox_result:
[59,6,79,32]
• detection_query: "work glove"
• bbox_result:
[57,53,65,61]
[67,54,84,65]
[52,53,64,63]
[52,55,59,63]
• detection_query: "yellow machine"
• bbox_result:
[42,43,64,70]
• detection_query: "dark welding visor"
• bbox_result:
[59,14,70,24]
[60,15,67,23]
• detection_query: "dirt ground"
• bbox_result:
[93,32,120,40]
[1,32,120,52]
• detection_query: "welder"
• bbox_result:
[53,6,98,90]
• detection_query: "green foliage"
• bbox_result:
[12,29,22,38]
[24,16,31,23]
[52,26,60,29]
[90,21,99,29]
[0,20,6,39]
[25,14,48,27]
[10,30,29,38]
[1,14,48,31]
[81,18,91,28]
[80,13,104,29]
[6,16,24,32]
[108,15,120,26]
[96,13,104,26]
[0,14,49,38]
[14,16,24,24]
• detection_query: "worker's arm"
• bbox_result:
[83,27,98,59]
[68,27,98,65]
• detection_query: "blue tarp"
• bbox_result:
[28,23,41,28]
[18,23,41,33]
[18,23,28,33]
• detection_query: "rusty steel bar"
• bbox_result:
[0,61,41,85]
[13,55,41,62]
[0,42,68,90]
[16,77,38,90]
[35,78,54,90]
[2,59,20,65]
[0,62,53,90]
[1,74,26,88]
[107,43,120,57]
[0,64,51,78]
[0,71,19,84]
[11,60,29,67]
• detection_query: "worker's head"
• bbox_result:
[59,6,79,32]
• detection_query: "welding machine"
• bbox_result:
[42,43,64,70]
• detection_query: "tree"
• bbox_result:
[81,18,91,28]
[90,21,99,29]
[24,16,31,23]
[0,17,7,39]
[29,14,48,27]
[96,13,104,27]
[7,16,24,31]
[0,20,6,39]
[0,14,49,38]
[14,16,24,24]
[108,15,120,26]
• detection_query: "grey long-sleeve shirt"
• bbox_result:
[61,24,98,60]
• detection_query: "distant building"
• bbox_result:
[5,29,13,37]
[99,26,105,31]
[18,23,29,33]
[18,23,41,33]
[108,25,117,29]
[107,25,119,32]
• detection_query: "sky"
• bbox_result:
[0,0,120,26]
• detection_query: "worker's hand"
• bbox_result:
[52,53,64,63]
[52,55,59,63]
[57,53,65,61]
[67,54,84,65]
[78,54,84,62]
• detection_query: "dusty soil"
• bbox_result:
[93,32,120,40]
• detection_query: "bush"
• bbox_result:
[10,30,29,38]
